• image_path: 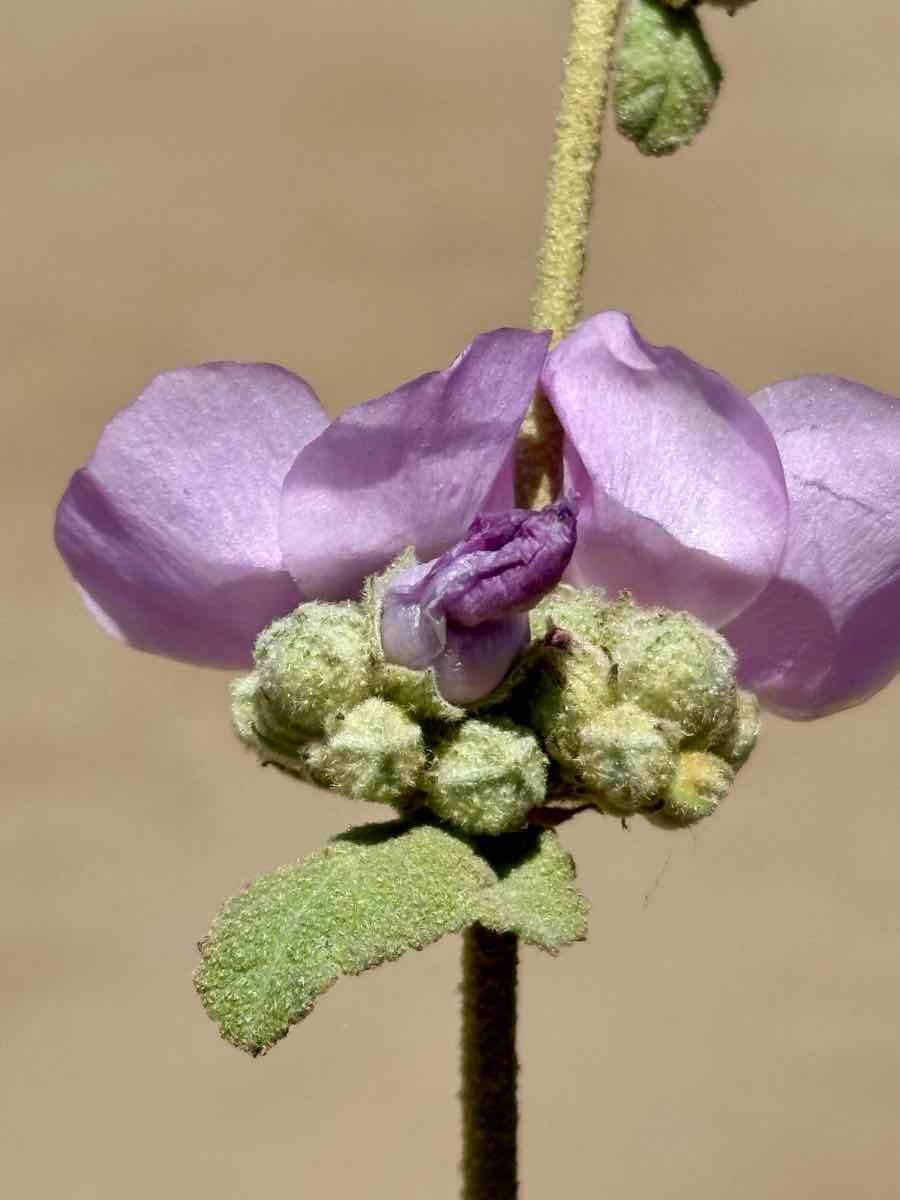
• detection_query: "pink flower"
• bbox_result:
[55,313,900,718]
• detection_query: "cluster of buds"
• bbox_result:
[232,503,759,835]
[528,588,758,822]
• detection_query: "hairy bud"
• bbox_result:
[616,0,723,157]
[254,602,373,736]
[528,586,756,824]
[308,698,426,807]
[661,751,735,823]
[230,671,308,774]
[529,582,608,644]
[426,718,548,834]
[530,632,616,761]
[710,689,760,767]
[576,702,681,814]
[611,605,738,741]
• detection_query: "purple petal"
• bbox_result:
[55,363,329,667]
[432,615,530,704]
[543,312,789,626]
[722,376,900,717]
[380,500,575,698]
[415,498,577,627]
[380,562,443,670]
[279,328,550,601]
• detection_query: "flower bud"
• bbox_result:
[380,499,577,703]
[308,698,426,807]
[710,689,760,767]
[592,593,668,650]
[530,630,616,762]
[231,670,264,750]
[426,718,547,834]
[375,658,467,724]
[254,602,373,737]
[529,583,608,645]
[661,751,734,823]
[600,600,737,742]
[230,672,319,776]
[616,0,723,157]
[576,702,680,814]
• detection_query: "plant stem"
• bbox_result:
[460,926,519,1200]
[516,0,624,509]
[460,2,623,1195]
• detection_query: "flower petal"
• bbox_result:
[379,569,529,704]
[722,376,900,716]
[380,500,575,702]
[279,328,550,600]
[380,562,444,670]
[55,363,329,667]
[543,312,789,626]
[432,615,530,704]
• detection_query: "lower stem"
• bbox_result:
[460,926,519,1200]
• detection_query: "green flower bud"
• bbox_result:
[529,583,609,646]
[605,603,737,742]
[230,671,309,774]
[709,688,760,767]
[308,698,426,807]
[426,718,547,835]
[615,0,723,157]
[231,670,262,750]
[592,593,665,651]
[530,632,616,760]
[661,751,734,823]
[576,702,680,815]
[254,602,373,737]
[374,659,466,724]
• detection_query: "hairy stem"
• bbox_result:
[459,3,624,1195]
[460,926,519,1200]
[516,0,625,508]
[460,4,623,1195]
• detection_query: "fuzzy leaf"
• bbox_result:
[195,820,495,1055]
[474,828,589,953]
[615,0,723,156]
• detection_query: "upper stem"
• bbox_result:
[516,0,624,509]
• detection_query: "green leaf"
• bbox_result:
[195,820,495,1055]
[474,828,589,953]
[615,0,723,156]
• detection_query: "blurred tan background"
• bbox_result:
[5,1,900,1196]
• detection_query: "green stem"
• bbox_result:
[516,0,625,509]
[460,926,519,1200]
